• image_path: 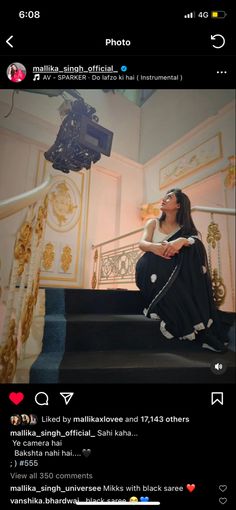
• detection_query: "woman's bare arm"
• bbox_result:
[162,237,197,257]
[139,219,171,258]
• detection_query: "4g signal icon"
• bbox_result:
[184,12,196,19]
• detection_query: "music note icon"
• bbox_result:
[33,74,40,81]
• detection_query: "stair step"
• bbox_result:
[30,353,64,383]
[65,314,164,351]
[59,350,235,384]
[45,288,65,315]
[42,315,66,352]
[45,288,146,315]
[30,288,235,384]
[65,289,145,314]
[64,314,217,352]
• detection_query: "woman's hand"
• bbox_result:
[151,244,172,259]
[161,238,188,257]
[161,242,179,257]
[171,237,189,250]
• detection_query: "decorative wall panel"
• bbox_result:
[40,161,89,288]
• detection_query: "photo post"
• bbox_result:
[0,3,235,508]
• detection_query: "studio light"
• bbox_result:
[22,89,114,173]
[44,92,113,173]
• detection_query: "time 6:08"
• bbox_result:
[19,11,40,19]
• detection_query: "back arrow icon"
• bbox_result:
[6,35,14,48]
[211,34,225,49]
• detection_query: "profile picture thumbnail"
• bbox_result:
[10,415,21,426]
[21,413,31,425]
[7,62,26,82]
[29,414,38,425]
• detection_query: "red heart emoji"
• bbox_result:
[9,392,24,405]
[186,484,195,493]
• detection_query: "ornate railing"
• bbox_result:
[91,229,143,289]
[92,206,236,309]
[98,242,141,287]
[0,174,51,383]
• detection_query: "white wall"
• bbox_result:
[0,90,234,306]
[140,89,235,164]
[83,153,143,288]
[186,172,235,312]
[143,102,235,203]
[1,88,234,174]
[142,101,235,311]
[0,90,143,291]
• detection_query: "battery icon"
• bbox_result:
[211,11,227,19]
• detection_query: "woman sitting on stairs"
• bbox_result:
[135,188,227,353]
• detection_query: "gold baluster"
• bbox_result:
[0,318,17,383]
[91,249,99,289]
[207,213,226,307]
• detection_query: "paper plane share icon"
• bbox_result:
[60,392,74,405]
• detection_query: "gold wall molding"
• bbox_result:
[140,202,160,222]
[159,132,223,189]
[47,177,80,232]
[41,170,86,286]
[144,102,235,169]
[224,155,236,189]
[60,246,72,273]
[42,242,55,270]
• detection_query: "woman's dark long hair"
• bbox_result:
[159,188,198,236]
[10,65,17,77]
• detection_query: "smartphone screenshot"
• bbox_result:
[0,2,235,508]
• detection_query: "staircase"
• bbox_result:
[30,288,235,384]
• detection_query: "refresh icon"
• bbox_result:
[211,34,226,49]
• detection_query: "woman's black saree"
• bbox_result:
[135,227,223,342]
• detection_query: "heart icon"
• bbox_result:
[186,484,195,493]
[9,392,24,405]
[219,497,227,505]
[140,497,149,502]
[82,449,91,458]
[219,485,227,493]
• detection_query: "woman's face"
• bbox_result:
[11,416,20,425]
[160,192,180,212]
[22,415,29,423]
